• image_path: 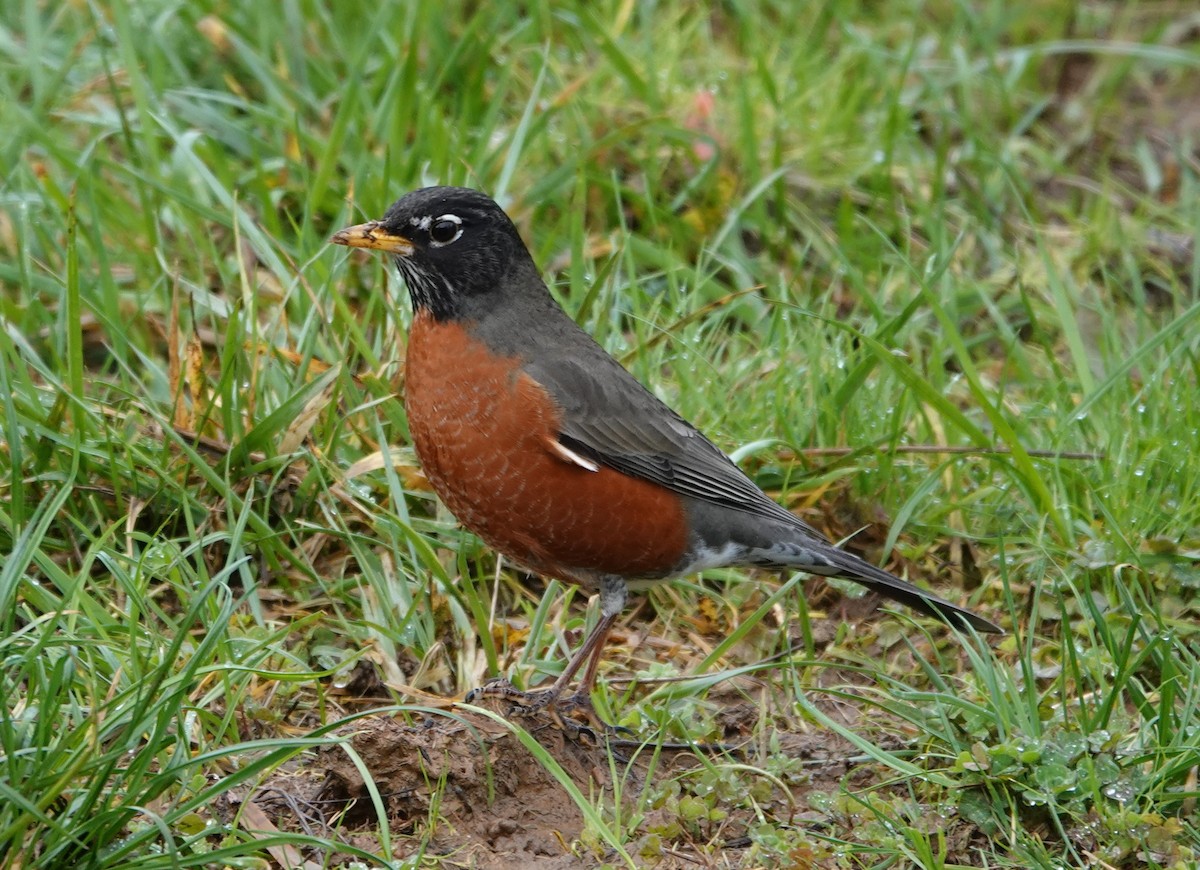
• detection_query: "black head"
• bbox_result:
[332,186,538,321]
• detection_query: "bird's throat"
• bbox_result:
[394,256,461,322]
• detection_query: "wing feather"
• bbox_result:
[527,356,814,530]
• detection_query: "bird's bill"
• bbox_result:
[330,221,414,256]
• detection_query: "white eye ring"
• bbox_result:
[428,213,464,247]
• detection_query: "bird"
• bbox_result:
[331,186,1000,713]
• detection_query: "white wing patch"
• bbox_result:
[545,436,600,472]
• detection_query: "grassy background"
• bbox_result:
[2,0,1199,866]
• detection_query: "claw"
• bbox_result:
[464,677,527,703]
[463,681,631,737]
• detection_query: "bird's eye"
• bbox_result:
[429,214,463,247]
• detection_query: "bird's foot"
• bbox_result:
[463,679,629,738]
[464,676,574,712]
[463,677,532,704]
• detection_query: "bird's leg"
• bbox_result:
[545,575,626,708]
[466,577,627,726]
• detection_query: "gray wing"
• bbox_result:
[525,354,817,532]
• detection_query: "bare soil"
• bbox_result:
[244,685,876,869]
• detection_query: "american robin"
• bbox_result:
[332,186,1000,709]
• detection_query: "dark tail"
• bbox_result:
[781,542,1002,633]
[830,548,1001,633]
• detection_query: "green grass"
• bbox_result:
[2,0,1199,866]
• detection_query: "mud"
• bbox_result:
[245,687,871,868]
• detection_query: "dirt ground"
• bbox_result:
[241,681,882,869]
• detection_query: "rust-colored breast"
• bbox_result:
[404,311,689,583]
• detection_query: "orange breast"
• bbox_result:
[404,311,689,583]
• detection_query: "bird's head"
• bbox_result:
[332,186,534,321]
